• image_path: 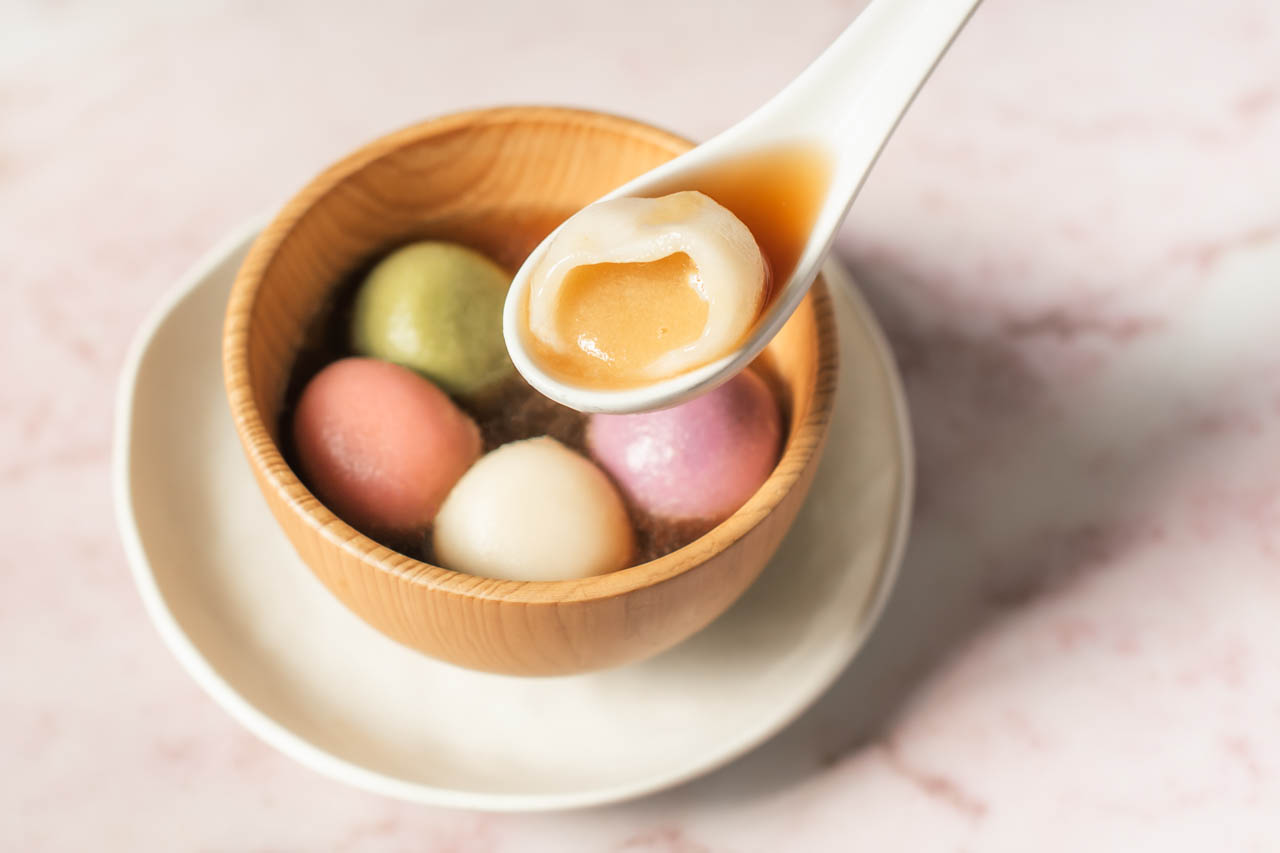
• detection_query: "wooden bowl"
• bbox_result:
[223,107,837,676]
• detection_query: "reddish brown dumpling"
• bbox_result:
[292,357,481,537]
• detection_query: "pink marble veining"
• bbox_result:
[5,0,1280,849]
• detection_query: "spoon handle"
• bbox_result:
[708,0,982,413]
[740,0,981,198]
[724,0,982,376]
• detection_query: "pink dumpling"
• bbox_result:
[587,369,782,523]
[292,357,482,536]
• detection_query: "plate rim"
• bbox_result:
[112,218,915,812]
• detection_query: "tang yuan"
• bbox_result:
[352,241,514,402]
[525,191,768,388]
[433,437,634,581]
[292,358,482,537]
[588,368,781,524]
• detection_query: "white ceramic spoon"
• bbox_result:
[504,0,982,413]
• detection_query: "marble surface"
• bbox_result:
[6,0,1280,848]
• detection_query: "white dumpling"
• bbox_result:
[526,191,768,380]
[432,437,634,581]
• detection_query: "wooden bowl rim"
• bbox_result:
[223,105,838,606]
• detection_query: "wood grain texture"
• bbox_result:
[223,107,838,675]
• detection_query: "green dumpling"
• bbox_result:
[351,241,514,401]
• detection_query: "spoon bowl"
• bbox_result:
[505,0,981,413]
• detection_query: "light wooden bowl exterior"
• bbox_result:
[224,107,838,675]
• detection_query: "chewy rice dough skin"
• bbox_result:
[588,368,781,524]
[351,241,514,401]
[525,191,768,388]
[433,436,634,581]
[291,357,482,537]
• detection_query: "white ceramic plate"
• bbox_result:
[112,219,913,811]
